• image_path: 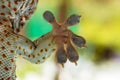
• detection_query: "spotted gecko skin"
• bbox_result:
[0,0,57,80]
[0,0,38,33]
[0,17,56,79]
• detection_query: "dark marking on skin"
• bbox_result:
[1,46,5,50]
[10,50,14,53]
[40,49,43,52]
[42,57,46,60]
[4,67,9,71]
[0,61,2,65]
[45,48,48,52]
[2,54,7,58]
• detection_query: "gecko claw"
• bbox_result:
[61,64,64,68]
[83,45,87,48]
[75,62,78,66]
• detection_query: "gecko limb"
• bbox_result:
[43,11,86,66]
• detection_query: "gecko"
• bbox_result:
[0,0,56,79]
[0,0,86,80]
[43,11,86,67]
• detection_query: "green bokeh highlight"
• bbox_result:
[25,11,52,40]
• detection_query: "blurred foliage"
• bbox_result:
[74,0,120,48]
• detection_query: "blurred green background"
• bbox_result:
[17,0,120,80]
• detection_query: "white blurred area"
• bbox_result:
[16,56,120,80]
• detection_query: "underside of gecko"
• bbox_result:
[0,0,86,80]
[43,11,86,67]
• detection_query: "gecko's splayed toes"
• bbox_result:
[43,11,86,67]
